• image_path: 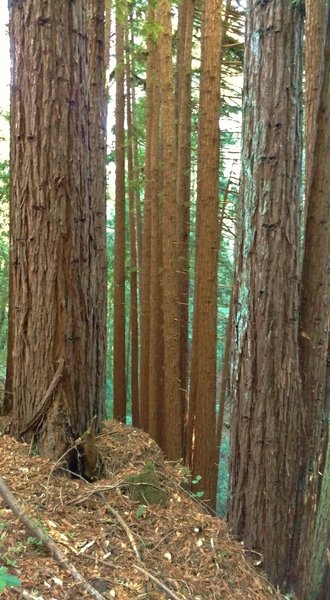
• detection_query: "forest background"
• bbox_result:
[0,1,329,600]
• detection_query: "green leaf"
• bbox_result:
[135,505,147,519]
[192,474,202,485]
[0,566,21,590]
[193,491,204,498]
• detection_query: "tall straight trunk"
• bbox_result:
[113,7,126,421]
[147,71,164,446]
[8,0,106,457]
[156,0,183,460]
[139,6,155,430]
[176,0,194,455]
[104,0,112,87]
[187,0,222,506]
[87,0,107,425]
[295,2,330,596]
[228,1,303,586]
[126,24,139,427]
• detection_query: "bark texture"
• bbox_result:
[176,0,194,456]
[295,2,330,596]
[156,0,183,460]
[139,6,156,432]
[126,26,140,428]
[87,0,107,427]
[8,0,106,457]
[187,0,222,506]
[228,0,303,585]
[113,8,126,421]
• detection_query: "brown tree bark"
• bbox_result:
[147,70,164,446]
[139,5,156,431]
[126,24,139,427]
[156,0,183,460]
[295,2,330,596]
[113,5,127,421]
[186,0,222,506]
[228,1,304,585]
[176,0,194,456]
[87,0,108,426]
[8,0,106,457]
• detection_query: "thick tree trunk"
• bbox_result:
[187,0,222,506]
[228,0,303,586]
[8,0,106,457]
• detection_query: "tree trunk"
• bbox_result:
[228,0,303,586]
[87,0,108,426]
[176,0,194,457]
[139,5,156,432]
[187,0,222,507]
[295,1,330,595]
[113,7,126,421]
[156,0,183,460]
[147,67,164,446]
[8,0,106,457]
[126,34,140,429]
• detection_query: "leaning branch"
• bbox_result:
[0,476,106,600]
[133,563,182,600]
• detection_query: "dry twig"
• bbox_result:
[0,476,106,600]
[134,563,182,600]
[100,493,142,562]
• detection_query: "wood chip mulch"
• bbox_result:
[0,419,283,599]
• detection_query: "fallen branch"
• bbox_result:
[133,563,182,600]
[100,493,141,562]
[0,476,106,600]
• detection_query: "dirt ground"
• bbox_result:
[0,419,283,599]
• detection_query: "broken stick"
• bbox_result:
[0,476,106,600]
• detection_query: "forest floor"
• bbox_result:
[0,419,284,600]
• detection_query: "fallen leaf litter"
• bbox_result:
[0,420,283,599]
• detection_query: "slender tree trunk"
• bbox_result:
[156,0,183,460]
[187,0,222,507]
[113,5,126,421]
[294,2,330,595]
[139,6,154,431]
[228,0,304,586]
[147,69,164,446]
[176,0,194,456]
[87,0,108,426]
[126,24,139,427]
[8,0,106,457]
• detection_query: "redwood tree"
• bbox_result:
[187,0,222,505]
[228,0,304,585]
[295,1,330,596]
[113,2,127,421]
[156,0,183,460]
[8,0,107,457]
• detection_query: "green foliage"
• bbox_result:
[135,504,147,518]
[0,566,21,592]
[191,474,204,499]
